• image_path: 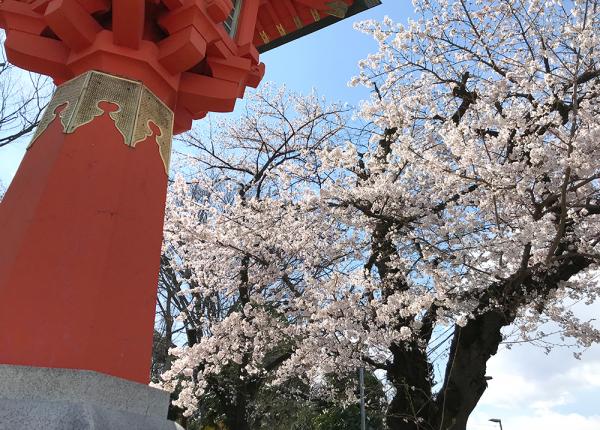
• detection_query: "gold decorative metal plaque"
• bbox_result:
[326,1,349,18]
[29,71,174,173]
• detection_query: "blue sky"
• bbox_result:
[1,2,599,429]
[258,2,411,103]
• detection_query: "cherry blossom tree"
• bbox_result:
[158,85,354,429]
[159,1,600,429]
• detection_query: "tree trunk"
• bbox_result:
[384,311,505,430]
[224,379,260,430]
[434,311,505,430]
[386,343,434,430]
[225,398,251,430]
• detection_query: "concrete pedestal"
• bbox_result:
[0,365,184,430]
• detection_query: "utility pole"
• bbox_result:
[359,366,366,430]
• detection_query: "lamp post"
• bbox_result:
[489,418,504,430]
[0,1,381,429]
[359,366,366,430]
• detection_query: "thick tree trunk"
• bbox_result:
[225,396,251,430]
[386,343,434,430]
[434,311,505,430]
[224,377,260,430]
[385,312,505,430]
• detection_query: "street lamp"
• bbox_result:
[489,418,504,430]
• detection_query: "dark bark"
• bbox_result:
[434,312,505,430]
[224,392,252,430]
[384,312,505,430]
[386,342,435,430]
[219,373,260,430]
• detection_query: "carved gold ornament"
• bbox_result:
[325,1,349,18]
[30,71,174,174]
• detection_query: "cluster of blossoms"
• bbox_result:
[158,1,600,427]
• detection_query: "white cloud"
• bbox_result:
[476,345,600,411]
[564,361,600,388]
[476,370,539,409]
[468,299,600,429]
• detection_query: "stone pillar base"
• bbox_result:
[0,365,184,430]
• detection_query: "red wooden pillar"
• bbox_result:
[0,72,173,384]
[0,0,374,385]
[0,0,265,384]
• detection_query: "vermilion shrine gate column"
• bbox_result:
[0,1,380,426]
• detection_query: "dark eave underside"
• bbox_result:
[257,0,382,53]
